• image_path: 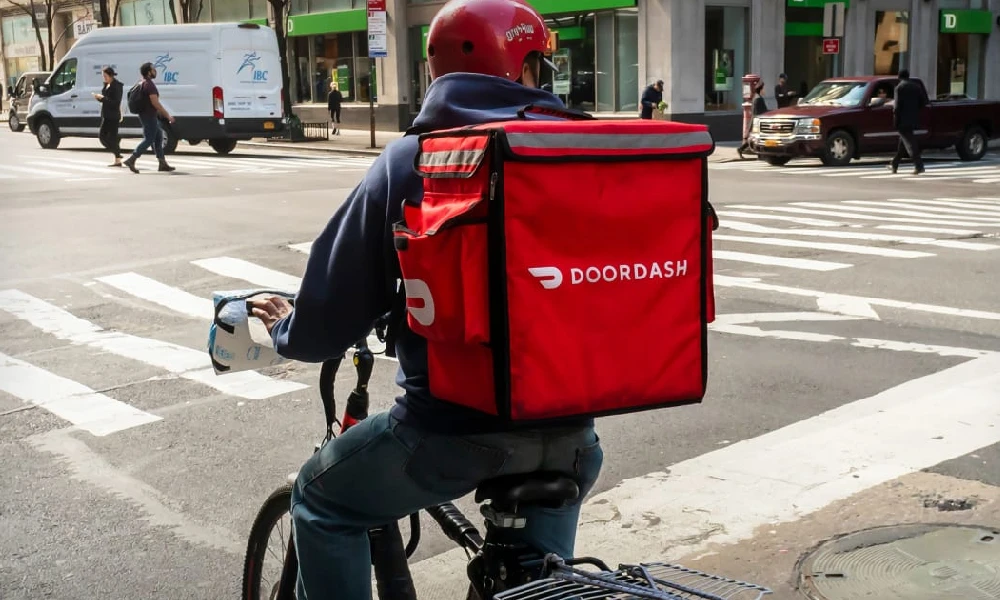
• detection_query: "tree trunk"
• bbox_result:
[99,0,111,27]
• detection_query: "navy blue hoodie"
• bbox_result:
[270,73,591,434]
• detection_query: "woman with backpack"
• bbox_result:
[92,67,124,167]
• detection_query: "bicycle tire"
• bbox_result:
[242,483,298,600]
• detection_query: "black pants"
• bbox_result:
[892,127,924,171]
[330,108,340,125]
[99,116,122,159]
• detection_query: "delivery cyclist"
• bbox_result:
[248,0,604,597]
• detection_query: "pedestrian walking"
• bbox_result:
[123,62,176,174]
[889,69,926,175]
[639,79,664,120]
[93,67,124,167]
[738,81,767,159]
[327,81,342,135]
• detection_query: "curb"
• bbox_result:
[240,139,384,157]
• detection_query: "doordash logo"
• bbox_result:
[529,260,690,289]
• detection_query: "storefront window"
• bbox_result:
[937,32,986,99]
[704,5,749,112]
[3,16,44,88]
[291,31,370,104]
[309,0,353,12]
[211,0,252,22]
[545,14,595,112]
[615,9,638,113]
[783,6,841,98]
[119,0,176,25]
[873,10,908,75]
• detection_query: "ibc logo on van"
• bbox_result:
[238,52,268,83]
[154,54,179,84]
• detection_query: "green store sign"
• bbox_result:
[939,9,994,35]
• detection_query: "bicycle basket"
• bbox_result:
[494,562,771,600]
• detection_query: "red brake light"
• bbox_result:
[213,86,224,119]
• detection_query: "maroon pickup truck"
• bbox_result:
[748,76,1000,167]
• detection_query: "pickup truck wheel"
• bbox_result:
[957,126,988,162]
[821,131,854,167]
[765,156,792,167]
[161,125,179,155]
[8,112,25,132]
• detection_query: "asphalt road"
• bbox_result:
[1,127,998,599]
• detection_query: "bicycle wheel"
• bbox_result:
[242,483,298,600]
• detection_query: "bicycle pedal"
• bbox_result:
[481,504,526,529]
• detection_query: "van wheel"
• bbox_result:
[821,130,854,167]
[956,125,988,162]
[209,139,238,155]
[8,112,25,132]
[35,118,60,149]
[162,125,179,155]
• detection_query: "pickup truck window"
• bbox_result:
[800,81,869,107]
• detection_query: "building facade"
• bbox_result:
[4,0,999,140]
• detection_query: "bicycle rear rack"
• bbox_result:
[495,557,771,600]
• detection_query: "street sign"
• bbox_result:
[366,0,387,59]
[823,1,846,37]
[823,38,841,55]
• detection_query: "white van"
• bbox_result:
[27,22,284,155]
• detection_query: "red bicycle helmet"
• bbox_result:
[426,0,554,81]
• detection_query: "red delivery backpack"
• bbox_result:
[392,107,718,423]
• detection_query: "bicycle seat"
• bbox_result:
[475,472,580,508]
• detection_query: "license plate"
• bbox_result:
[764,139,779,147]
[263,121,274,130]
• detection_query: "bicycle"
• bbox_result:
[239,307,772,600]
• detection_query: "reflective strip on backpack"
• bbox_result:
[505,130,714,153]
[418,134,489,176]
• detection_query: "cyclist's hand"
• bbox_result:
[249,295,293,334]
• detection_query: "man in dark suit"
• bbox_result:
[890,69,927,175]
[640,79,663,119]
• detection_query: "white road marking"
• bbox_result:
[715,276,1000,321]
[883,198,1000,212]
[96,272,213,320]
[410,354,1000,593]
[713,250,851,271]
[0,289,307,399]
[0,351,162,436]
[713,234,934,258]
[729,204,999,227]
[852,199,1000,217]
[791,201,1000,223]
[0,164,69,177]
[715,210,844,227]
[875,224,981,235]
[288,242,313,254]
[64,177,112,182]
[718,220,996,251]
[192,257,302,291]
[29,161,110,174]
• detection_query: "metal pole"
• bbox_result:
[369,58,376,149]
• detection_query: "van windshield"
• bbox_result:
[799,82,870,107]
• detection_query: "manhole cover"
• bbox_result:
[797,524,1000,599]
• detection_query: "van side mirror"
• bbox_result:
[36,84,50,97]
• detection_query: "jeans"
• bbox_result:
[290,411,603,599]
[129,114,164,161]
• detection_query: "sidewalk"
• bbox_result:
[242,127,745,162]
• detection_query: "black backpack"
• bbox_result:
[127,81,147,114]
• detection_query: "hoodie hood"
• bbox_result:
[410,72,569,132]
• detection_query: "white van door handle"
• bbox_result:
[257,95,267,99]
[70,94,78,98]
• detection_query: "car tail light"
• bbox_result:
[213,86,224,119]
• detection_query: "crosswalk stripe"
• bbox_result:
[845,200,1000,218]
[149,158,213,170]
[821,167,890,177]
[729,204,1000,228]
[792,201,1000,223]
[0,351,163,436]
[917,165,1000,175]
[96,272,213,319]
[713,250,851,271]
[973,177,1000,184]
[0,289,307,400]
[288,242,313,254]
[713,234,934,258]
[0,164,68,177]
[27,161,114,175]
[192,257,301,291]
[719,221,996,250]
[882,198,1000,213]
[876,224,982,236]
[715,210,844,227]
